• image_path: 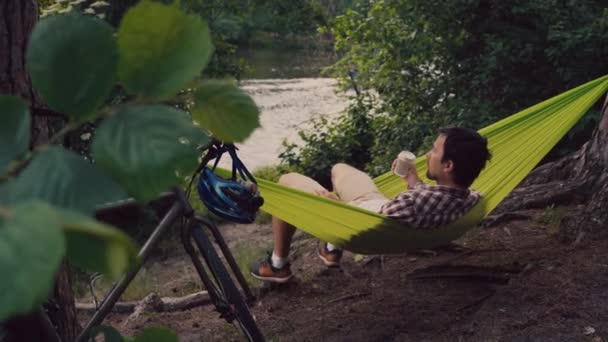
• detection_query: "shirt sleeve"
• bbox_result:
[379,191,417,223]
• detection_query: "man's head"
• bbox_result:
[426,127,492,188]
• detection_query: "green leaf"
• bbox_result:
[133,327,179,342]
[92,105,208,202]
[26,14,118,120]
[0,202,64,321]
[0,96,30,173]
[192,80,260,142]
[60,210,138,279]
[117,1,213,99]
[4,147,127,215]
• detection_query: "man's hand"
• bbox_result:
[314,189,340,201]
[391,158,421,188]
[405,167,421,189]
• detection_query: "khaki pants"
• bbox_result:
[278,163,387,205]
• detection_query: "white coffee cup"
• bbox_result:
[393,151,416,177]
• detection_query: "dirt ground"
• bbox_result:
[80,206,608,342]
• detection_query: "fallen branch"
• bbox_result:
[76,291,211,314]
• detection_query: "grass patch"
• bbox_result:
[252,164,293,182]
[535,204,566,234]
[73,268,159,302]
[121,269,158,300]
[255,210,272,225]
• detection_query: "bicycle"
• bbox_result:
[69,141,266,342]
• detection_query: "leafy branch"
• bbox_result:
[0,0,260,328]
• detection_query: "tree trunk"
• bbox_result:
[1,1,79,341]
[493,95,608,239]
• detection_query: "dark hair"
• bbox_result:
[439,126,492,187]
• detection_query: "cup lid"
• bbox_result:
[398,151,416,160]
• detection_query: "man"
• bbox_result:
[251,127,492,283]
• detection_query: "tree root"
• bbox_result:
[493,180,588,215]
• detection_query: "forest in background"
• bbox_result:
[40,0,361,78]
[39,0,608,196]
[279,0,608,187]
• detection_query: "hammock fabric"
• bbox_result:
[243,76,608,254]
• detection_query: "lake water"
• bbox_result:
[213,47,352,171]
[231,78,353,171]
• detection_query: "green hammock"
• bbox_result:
[245,75,608,254]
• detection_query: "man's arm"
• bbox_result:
[379,191,417,222]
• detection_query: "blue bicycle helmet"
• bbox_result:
[196,142,264,224]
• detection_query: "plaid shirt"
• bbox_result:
[379,182,481,229]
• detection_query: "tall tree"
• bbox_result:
[497,95,608,239]
[0,0,79,340]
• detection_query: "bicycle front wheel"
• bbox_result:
[190,227,265,342]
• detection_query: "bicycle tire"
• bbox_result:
[190,227,265,342]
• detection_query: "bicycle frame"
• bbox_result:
[75,188,255,342]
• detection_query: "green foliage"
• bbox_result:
[0,2,260,325]
[183,0,328,43]
[250,1,325,40]
[0,97,30,173]
[117,1,213,99]
[3,147,126,215]
[40,0,110,18]
[0,202,64,321]
[252,164,293,182]
[92,105,207,202]
[192,80,260,142]
[27,14,118,120]
[62,210,138,279]
[283,0,608,179]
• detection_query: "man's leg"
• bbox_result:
[251,172,327,283]
[331,163,385,203]
[272,216,295,258]
[271,173,326,257]
[317,164,387,266]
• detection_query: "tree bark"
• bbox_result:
[1,0,79,341]
[493,95,608,239]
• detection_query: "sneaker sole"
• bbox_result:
[317,250,340,267]
[250,272,293,284]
